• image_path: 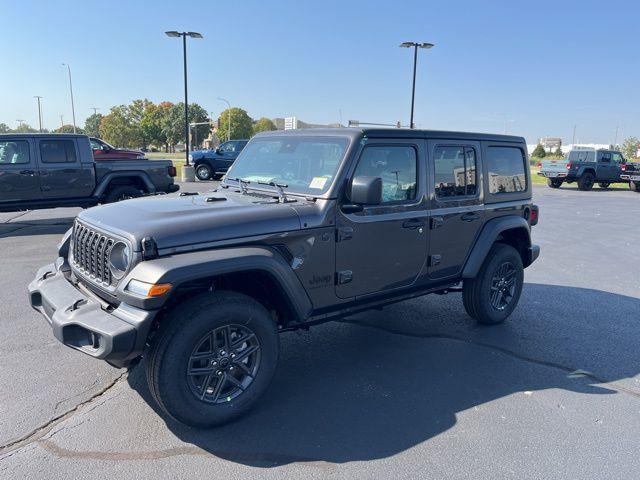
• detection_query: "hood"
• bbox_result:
[78,192,301,251]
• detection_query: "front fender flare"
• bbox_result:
[116,246,313,321]
[462,216,532,279]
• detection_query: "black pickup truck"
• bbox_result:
[620,162,640,192]
[0,134,178,211]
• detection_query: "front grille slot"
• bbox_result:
[71,221,115,285]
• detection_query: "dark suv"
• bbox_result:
[29,128,539,427]
[190,139,249,181]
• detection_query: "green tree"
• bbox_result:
[140,103,166,150]
[188,103,210,149]
[252,117,276,136]
[553,146,564,157]
[99,106,137,147]
[84,113,103,137]
[163,102,210,150]
[0,123,11,133]
[217,107,253,142]
[14,123,38,133]
[531,143,546,158]
[54,124,84,134]
[620,137,639,160]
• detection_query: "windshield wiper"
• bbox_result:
[258,180,290,203]
[228,177,251,194]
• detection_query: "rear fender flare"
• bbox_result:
[462,216,532,278]
[94,172,156,198]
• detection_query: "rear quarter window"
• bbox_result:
[486,146,527,194]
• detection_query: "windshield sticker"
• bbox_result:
[309,177,328,189]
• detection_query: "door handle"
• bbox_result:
[19,170,36,176]
[461,212,480,222]
[402,219,425,229]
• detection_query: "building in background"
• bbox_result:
[538,137,562,152]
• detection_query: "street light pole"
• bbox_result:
[91,107,100,115]
[34,96,43,132]
[165,30,203,180]
[62,63,77,133]
[218,97,231,141]
[399,42,434,129]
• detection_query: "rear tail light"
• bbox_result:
[566,162,572,170]
[537,161,541,168]
[528,205,539,226]
[621,164,627,171]
[168,166,177,177]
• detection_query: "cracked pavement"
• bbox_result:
[1,183,639,479]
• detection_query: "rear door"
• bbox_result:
[37,138,94,198]
[0,138,41,202]
[427,140,483,280]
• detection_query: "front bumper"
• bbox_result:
[28,261,156,367]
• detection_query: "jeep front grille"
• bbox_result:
[71,221,115,285]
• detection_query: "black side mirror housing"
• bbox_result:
[350,176,383,205]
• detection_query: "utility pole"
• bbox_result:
[16,119,25,130]
[60,115,64,130]
[614,125,619,146]
[218,97,231,141]
[91,107,100,116]
[62,63,77,133]
[571,124,577,146]
[34,96,43,132]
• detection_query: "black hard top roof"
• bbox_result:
[255,127,524,143]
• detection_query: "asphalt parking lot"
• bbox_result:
[1,183,639,479]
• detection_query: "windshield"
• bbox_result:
[224,136,350,195]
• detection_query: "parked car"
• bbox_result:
[90,137,145,160]
[189,140,249,181]
[29,128,539,427]
[620,162,640,192]
[538,148,626,190]
[0,134,178,211]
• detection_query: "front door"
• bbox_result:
[0,138,41,202]
[37,138,94,199]
[335,140,428,299]
[427,141,484,280]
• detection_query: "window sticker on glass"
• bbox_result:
[309,176,328,189]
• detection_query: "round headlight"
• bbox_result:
[109,242,131,279]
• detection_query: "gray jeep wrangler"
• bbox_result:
[29,128,540,427]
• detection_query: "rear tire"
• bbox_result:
[547,178,563,188]
[577,172,595,191]
[598,182,610,189]
[195,164,212,181]
[463,243,524,325]
[103,185,143,203]
[145,291,279,427]
[630,181,640,193]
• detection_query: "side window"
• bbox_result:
[40,140,77,163]
[353,145,417,203]
[486,146,527,194]
[220,142,234,153]
[0,140,30,165]
[434,146,477,198]
[90,139,101,150]
[600,152,611,162]
[612,152,624,164]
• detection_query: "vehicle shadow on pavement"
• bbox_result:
[127,283,640,467]
[0,217,75,238]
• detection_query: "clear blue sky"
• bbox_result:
[1,0,637,144]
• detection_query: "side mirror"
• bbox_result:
[350,176,382,205]
[102,145,111,152]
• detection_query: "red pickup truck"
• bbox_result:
[90,137,144,160]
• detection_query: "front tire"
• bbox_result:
[145,291,279,427]
[577,172,595,191]
[547,178,563,188]
[195,164,212,181]
[463,243,524,325]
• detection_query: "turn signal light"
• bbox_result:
[126,279,172,298]
[168,166,177,177]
